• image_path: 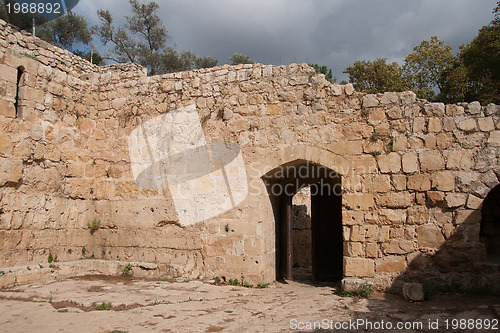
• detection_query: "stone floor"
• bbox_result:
[0,275,498,332]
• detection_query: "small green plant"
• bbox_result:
[361,108,370,118]
[88,218,101,234]
[256,283,269,289]
[387,138,394,153]
[94,302,112,311]
[38,264,43,268]
[82,247,87,256]
[122,264,133,277]
[213,277,221,284]
[102,249,106,257]
[23,52,37,60]
[27,266,31,271]
[48,253,54,263]
[243,280,252,288]
[370,133,380,142]
[371,151,381,157]
[229,278,240,286]
[67,249,72,254]
[49,263,58,269]
[339,283,375,298]
[217,108,225,119]
[200,114,210,126]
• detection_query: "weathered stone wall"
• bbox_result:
[1,18,499,291]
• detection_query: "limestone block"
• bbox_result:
[466,101,481,114]
[343,123,373,140]
[446,150,474,171]
[424,134,436,149]
[0,133,14,156]
[431,171,455,192]
[0,157,23,186]
[407,174,431,191]
[466,194,483,210]
[423,103,445,116]
[64,178,94,199]
[401,152,418,174]
[0,99,16,118]
[351,155,377,174]
[342,211,365,226]
[386,106,402,119]
[0,64,17,83]
[376,192,412,208]
[343,257,374,277]
[362,94,379,108]
[419,151,444,171]
[407,206,430,225]
[393,136,407,151]
[478,117,495,132]
[344,84,354,95]
[330,84,342,96]
[345,193,374,210]
[444,193,467,208]
[382,239,414,254]
[488,131,500,146]
[454,210,481,225]
[365,242,378,258]
[376,256,405,273]
[485,103,500,116]
[442,117,456,131]
[363,174,391,193]
[428,118,442,133]
[363,140,384,154]
[446,104,464,116]
[341,278,373,292]
[344,241,363,257]
[400,91,416,104]
[417,225,445,248]
[378,209,407,224]
[329,141,363,155]
[377,152,401,173]
[378,92,399,105]
[457,119,477,132]
[391,174,407,190]
[426,191,445,206]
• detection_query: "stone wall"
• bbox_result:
[1,18,499,292]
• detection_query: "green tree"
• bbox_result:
[343,58,408,94]
[37,11,92,51]
[403,36,456,100]
[95,0,217,75]
[309,64,334,82]
[230,53,255,65]
[441,1,499,104]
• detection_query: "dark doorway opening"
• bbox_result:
[263,160,343,282]
[480,184,500,263]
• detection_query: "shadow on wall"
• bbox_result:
[390,184,500,295]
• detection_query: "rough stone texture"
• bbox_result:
[402,283,425,302]
[0,18,499,293]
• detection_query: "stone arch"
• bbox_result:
[257,145,351,179]
[261,149,345,282]
[480,184,500,263]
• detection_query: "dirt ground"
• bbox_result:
[0,275,498,333]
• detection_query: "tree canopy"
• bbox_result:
[230,53,255,65]
[344,58,408,94]
[344,1,499,104]
[95,0,217,75]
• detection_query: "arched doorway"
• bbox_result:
[480,184,500,263]
[263,160,343,282]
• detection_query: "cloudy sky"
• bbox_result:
[73,0,497,80]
